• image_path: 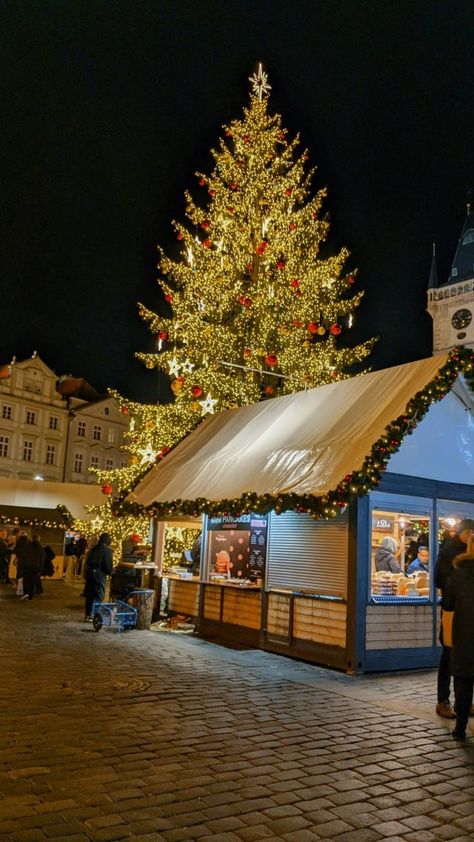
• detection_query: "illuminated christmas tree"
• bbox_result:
[80,65,375,545]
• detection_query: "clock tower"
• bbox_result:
[427,206,474,352]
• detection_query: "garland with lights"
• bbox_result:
[117,347,474,522]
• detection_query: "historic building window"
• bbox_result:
[23,440,33,462]
[90,455,99,469]
[49,416,59,430]
[93,425,102,441]
[105,458,114,469]
[2,405,12,420]
[74,453,83,473]
[108,428,116,444]
[0,436,9,457]
[26,410,36,425]
[46,444,55,465]
[77,421,86,438]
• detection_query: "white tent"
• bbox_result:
[129,353,474,508]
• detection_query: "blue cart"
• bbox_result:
[92,597,138,633]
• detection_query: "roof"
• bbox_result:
[442,210,474,287]
[0,504,73,529]
[128,349,473,519]
[57,376,102,401]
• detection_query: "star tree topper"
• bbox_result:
[249,63,271,100]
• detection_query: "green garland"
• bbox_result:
[117,347,474,521]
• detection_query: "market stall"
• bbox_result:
[129,350,474,672]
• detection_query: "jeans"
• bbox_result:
[454,676,474,734]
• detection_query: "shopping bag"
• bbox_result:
[16,577,24,596]
[442,610,453,647]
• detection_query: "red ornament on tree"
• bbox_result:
[198,177,206,187]
[131,534,141,543]
[242,296,252,308]
[307,322,318,334]
[208,189,216,197]
[164,293,173,303]
[290,279,300,289]
[229,182,238,191]
[284,187,293,197]
[289,222,297,231]
[266,354,278,367]
[202,239,212,249]
[191,385,203,397]
[255,241,268,255]
[120,406,129,415]
[176,231,184,241]
[265,385,274,395]
[330,324,342,335]
[276,260,286,270]
[101,483,113,496]
[200,220,210,230]
[292,319,303,328]
[225,128,232,137]
[347,275,355,285]
[158,331,168,341]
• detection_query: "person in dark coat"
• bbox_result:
[434,518,474,719]
[21,535,45,601]
[443,536,474,739]
[374,537,403,574]
[0,530,11,584]
[83,533,113,620]
[15,533,30,591]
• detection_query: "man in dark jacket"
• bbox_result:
[0,530,11,584]
[443,540,474,739]
[434,518,474,718]
[21,535,45,601]
[83,533,113,620]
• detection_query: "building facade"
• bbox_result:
[0,355,130,483]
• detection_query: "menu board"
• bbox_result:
[206,513,268,580]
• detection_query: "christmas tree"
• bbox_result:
[79,65,375,546]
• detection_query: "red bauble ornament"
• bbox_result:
[290,279,300,289]
[279,131,286,140]
[312,212,318,220]
[225,128,232,137]
[295,290,302,298]
[266,354,278,367]
[242,296,252,308]
[176,231,184,241]
[265,385,274,395]
[191,385,203,397]
[229,182,238,191]
[243,134,250,143]
[284,188,293,197]
[330,323,342,335]
[347,275,355,285]
[120,406,129,415]
[198,177,206,187]
[307,322,318,334]
[255,241,268,255]
[208,189,216,197]
[159,331,168,341]
[101,483,113,496]
[292,320,303,327]
[246,263,254,272]
[289,222,297,231]
[243,348,252,359]
[227,207,234,214]
[131,534,141,543]
[202,239,212,249]
[303,152,309,161]
[200,220,210,230]
[276,260,286,270]
[164,293,173,303]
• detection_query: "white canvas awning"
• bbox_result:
[129,354,454,509]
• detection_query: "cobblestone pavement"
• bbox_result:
[1,581,474,842]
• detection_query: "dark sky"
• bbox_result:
[1,1,473,401]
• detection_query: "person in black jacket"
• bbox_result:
[443,536,474,739]
[435,518,474,718]
[83,533,113,620]
[0,530,11,584]
[21,535,45,601]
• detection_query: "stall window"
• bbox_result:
[370,508,431,602]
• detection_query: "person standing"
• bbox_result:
[374,537,403,574]
[443,535,474,739]
[21,535,44,601]
[83,533,113,620]
[435,518,474,718]
[407,546,430,575]
[0,530,11,584]
[15,533,29,596]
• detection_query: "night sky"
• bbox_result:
[1,1,473,402]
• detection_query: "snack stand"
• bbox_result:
[130,352,474,673]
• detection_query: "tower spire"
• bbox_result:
[428,242,438,289]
